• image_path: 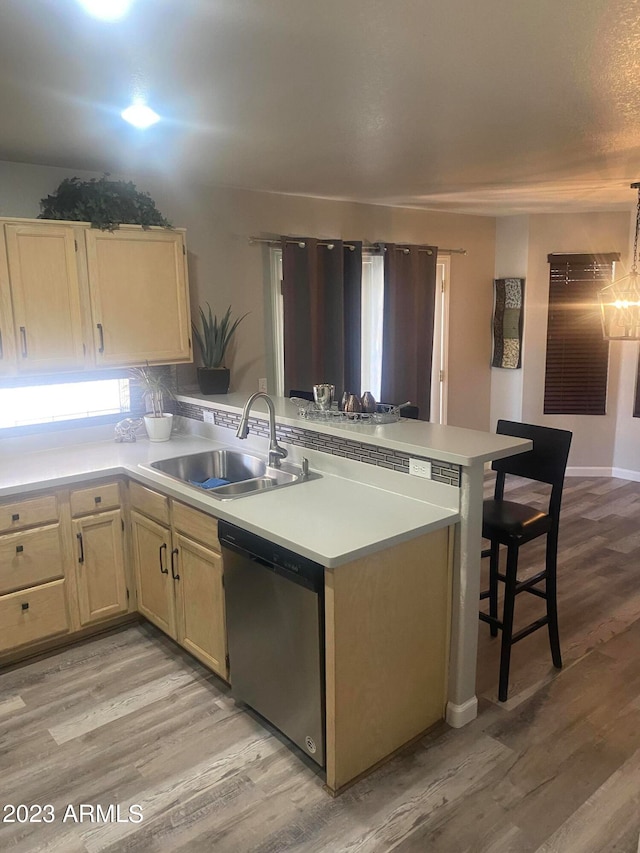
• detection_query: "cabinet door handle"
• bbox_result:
[11,513,19,522]
[19,326,28,358]
[77,532,84,564]
[97,323,105,354]
[159,542,168,574]
[16,544,24,554]
[171,547,180,581]
[21,602,29,612]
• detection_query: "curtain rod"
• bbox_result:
[248,236,466,255]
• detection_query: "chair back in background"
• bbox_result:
[492,420,572,489]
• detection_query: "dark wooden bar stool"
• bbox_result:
[480,420,573,702]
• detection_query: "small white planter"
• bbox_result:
[144,413,174,442]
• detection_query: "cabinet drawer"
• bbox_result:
[70,482,120,517]
[0,494,58,533]
[129,481,170,525]
[0,579,69,653]
[0,524,65,595]
[172,501,220,551]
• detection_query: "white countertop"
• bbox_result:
[178,393,532,467]
[0,399,531,567]
[0,432,458,567]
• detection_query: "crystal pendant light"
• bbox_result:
[598,182,640,341]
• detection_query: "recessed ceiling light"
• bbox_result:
[121,103,160,129]
[76,0,132,22]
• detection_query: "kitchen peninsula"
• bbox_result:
[174,393,531,730]
[0,395,529,793]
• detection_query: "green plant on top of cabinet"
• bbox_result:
[38,175,171,232]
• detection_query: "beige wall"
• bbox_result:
[490,216,528,427]
[0,159,497,431]
[492,211,636,471]
[149,180,497,430]
[1,160,638,464]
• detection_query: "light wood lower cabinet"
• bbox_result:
[0,492,70,654]
[72,509,128,626]
[0,580,69,654]
[129,487,227,680]
[0,524,65,595]
[69,481,129,630]
[0,481,227,675]
[130,510,176,637]
[173,533,226,674]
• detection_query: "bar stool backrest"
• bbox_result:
[492,420,573,516]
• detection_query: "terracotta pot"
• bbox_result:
[197,367,230,394]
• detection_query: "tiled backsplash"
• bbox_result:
[176,400,461,487]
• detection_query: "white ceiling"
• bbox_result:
[2,0,640,215]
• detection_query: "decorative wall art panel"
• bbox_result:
[492,278,524,369]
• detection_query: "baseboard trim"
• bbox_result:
[566,466,640,481]
[446,696,478,728]
[612,467,640,482]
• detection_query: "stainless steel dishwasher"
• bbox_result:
[219,520,326,768]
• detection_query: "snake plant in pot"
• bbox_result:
[130,365,175,441]
[192,304,248,394]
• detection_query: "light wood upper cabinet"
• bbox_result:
[0,218,192,377]
[4,223,86,372]
[0,233,17,375]
[85,228,191,367]
[72,510,128,626]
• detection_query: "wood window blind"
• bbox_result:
[544,253,618,415]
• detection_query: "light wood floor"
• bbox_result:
[1,476,640,852]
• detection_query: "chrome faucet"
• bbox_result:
[236,392,288,468]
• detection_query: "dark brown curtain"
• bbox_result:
[282,238,362,397]
[380,244,437,420]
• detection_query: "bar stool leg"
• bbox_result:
[545,531,562,669]
[489,540,500,637]
[498,543,519,702]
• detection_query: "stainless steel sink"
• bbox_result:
[147,449,307,499]
[150,449,266,484]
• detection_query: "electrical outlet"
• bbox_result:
[258,378,268,393]
[203,410,215,424]
[409,458,432,479]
